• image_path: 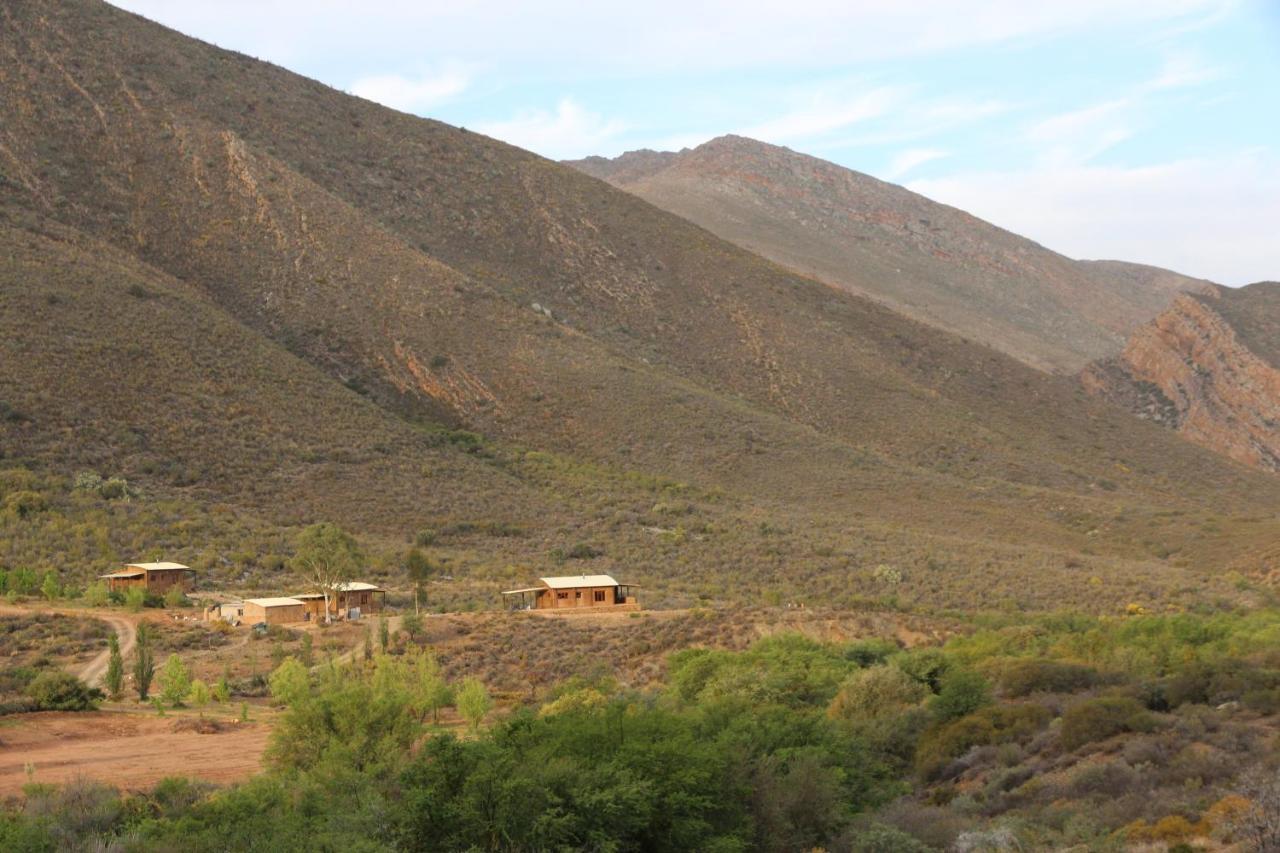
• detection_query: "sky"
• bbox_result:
[111,1,1280,284]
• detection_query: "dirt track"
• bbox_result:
[77,614,137,688]
[0,711,271,795]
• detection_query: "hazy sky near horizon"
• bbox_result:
[111,1,1279,284]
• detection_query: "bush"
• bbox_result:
[931,669,992,722]
[25,670,103,711]
[1060,696,1156,751]
[916,704,1051,780]
[163,586,190,609]
[124,586,147,612]
[82,582,110,608]
[829,665,927,722]
[986,658,1101,697]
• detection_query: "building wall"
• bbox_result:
[105,576,146,593]
[538,585,619,609]
[243,602,304,625]
[144,570,192,594]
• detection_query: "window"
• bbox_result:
[557,591,569,599]
[594,590,606,603]
[575,590,583,599]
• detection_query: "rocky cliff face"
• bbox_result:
[1083,286,1280,471]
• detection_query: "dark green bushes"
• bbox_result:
[25,670,103,711]
[1060,697,1156,751]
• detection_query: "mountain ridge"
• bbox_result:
[568,135,1215,373]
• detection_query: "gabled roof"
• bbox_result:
[540,575,619,589]
[245,597,304,607]
[126,562,192,572]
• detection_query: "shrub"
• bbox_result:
[188,679,212,708]
[163,586,190,609]
[931,669,992,722]
[25,670,103,711]
[1060,696,1156,751]
[159,654,192,708]
[125,586,147,612]
[82,582,110,608]
[986,658,1101,697]
[828,665,928,722]
[916,704,1051,780]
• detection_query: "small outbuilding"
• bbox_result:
[242,597,306,626]
[501,574,640,612]
[99,562,194,595]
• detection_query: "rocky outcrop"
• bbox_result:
[1083,289,1280,471]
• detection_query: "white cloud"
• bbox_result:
[909,151,1280,285]
[475,99,626,160]
[740,85,904,145]
[885,149,949,180]
[349,68,470,114]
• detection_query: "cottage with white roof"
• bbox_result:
[501,574,640,612]
[98,562,194,595]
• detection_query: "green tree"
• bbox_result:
[269,657,311,708]
[125,586,147,612]
[188,679,212,708]
[213,667,232,704]
[828,664,928,722]
[412,651,453,725]
[931,669,992,722]
[300,633,314,667]
[159,653,192,707]
[104,633,124,699]
[134,623,156,701]
[40,570,60,601]
[82,581,110,608]
[405,548,435,615]
[456,677,492,733]
[292,523,362,624]
[379,616,390,652]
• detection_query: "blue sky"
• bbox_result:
[112,1,1279,284]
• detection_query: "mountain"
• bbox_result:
[2,0,1279,611]
[1084,282,1280,472]
[569,136,1213,373]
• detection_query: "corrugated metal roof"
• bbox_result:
[291,581,382,598]
[540,575,619,589]
[99,570,145,579]
[127,562,192,572]
[244,597,305,607]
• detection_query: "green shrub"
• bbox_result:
[25,670,103,711]
[916,703,1051,780]
[829,665,927,722]
[985,658,1101,697]
[124,586,146,612]
[1060,696,1156,751]
[82,582,110,608]
[930,669,992,722]
[163,586,190,609]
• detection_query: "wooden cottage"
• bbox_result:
[501,575,640,613]
[242,597,306,625]
[98,562,194,595]
[294,581,386,622]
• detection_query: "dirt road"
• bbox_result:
[0,605,139,688]
[78,614,137,688]
[0,711,270,795]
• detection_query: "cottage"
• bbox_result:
[294,581,386,621]
[501,575,640,612]
[242,597,306,626]
[99,562,194,595]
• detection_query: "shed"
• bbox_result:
[242,597,306,625]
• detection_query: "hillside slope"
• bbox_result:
[1084,283,1280,472]
[570,136,1211,373]
[2,0,1279,610]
